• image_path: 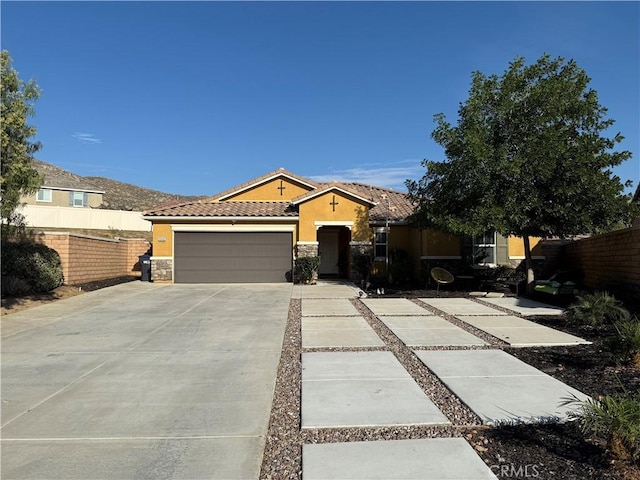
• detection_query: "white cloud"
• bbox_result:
[307,160,424,191]
[71,132,102,144]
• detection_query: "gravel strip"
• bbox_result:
[259,299,302,480]
[351,298,482,426]
[260,296,487,480]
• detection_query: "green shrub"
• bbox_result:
[295,256,320,284]
[563,392,640,463]
[1,242,64,294]
[352,254,372,284]
[614,317,640,368]
[1,275,32,296]
[389,248,412,286]
[565,291,630,327]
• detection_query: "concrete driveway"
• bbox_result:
[1,282,292,479]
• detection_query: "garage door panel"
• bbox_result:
[174,232,292,283]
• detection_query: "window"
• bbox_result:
[70,191,87,207]
[374,228,388,259]
[472,231,496,265]
[36,188,52,202]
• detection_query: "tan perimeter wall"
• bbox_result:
[35,232,150,285]
[562,226,640,304]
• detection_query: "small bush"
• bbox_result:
[563,392,640,463]
[565,291,630,327]
[614,317,640,368]
[1,275,32,296]
[295,256,320,284]
[352,254,372,284]
[388,248,413,286]
[1,242,64,294]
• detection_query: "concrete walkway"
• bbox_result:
[2,282,292,480]
[378,316,487,347]
[297,288,589,479]
[303,438,497,479]
[481,297,565,316]
[302,351,449,428]
[456,315,590,347]
[415,349,590,425]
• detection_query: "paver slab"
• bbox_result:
[302,316,384,348]
[419,298,507,316]
[361,298,430,316]
[302,352,448,428]
[302,298,360,316]
[415,350,590,424]
[481,297,565,316]
[293,282,361,299]
[379,316,486,347]
[303,438,497,479]
[456,316,590,347]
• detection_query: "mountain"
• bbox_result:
[33,159,206,211]
[84,176,206,211]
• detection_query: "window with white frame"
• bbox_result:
[36,188,52,202]
[374,228,388,259]
[71,191,86,207]
[472,231,496,265]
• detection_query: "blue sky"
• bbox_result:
[2,1,638,196]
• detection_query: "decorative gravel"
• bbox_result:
[259,297,486,480]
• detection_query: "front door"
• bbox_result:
[317,229,339,275]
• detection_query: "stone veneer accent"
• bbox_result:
[151,258,173,282]
[296,243,319,258]
[295,243,319,283]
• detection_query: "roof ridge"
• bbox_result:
[210,168,318,200]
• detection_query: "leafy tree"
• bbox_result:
[1,50,43,236]
[407,54,637,291]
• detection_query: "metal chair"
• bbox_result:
[430,267,455,296]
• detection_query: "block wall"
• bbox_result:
[35,232,150,285]
[562,226,640,305]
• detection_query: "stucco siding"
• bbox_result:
[225,178,312,201]
[298,192,369,242]
[22,190,103,208]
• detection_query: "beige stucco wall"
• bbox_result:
[22,190,103,208]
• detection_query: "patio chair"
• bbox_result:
[431,267,455,296]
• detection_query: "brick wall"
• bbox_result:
[35,232,150,285]
[562,226,640,304]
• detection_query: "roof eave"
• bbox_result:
[142,215,299,221]
[292,186,377,206]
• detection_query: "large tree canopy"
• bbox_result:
[407,54,636,287]
[1,50,43,231]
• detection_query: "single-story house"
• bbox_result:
[21,159,105,208]
[142,168,540,283]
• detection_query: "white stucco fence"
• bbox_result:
[17,204,152,231]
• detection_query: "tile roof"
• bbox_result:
[144,169,416,223]
[211,167,318,200]
[339,183,414,223]
[143,201,298,218]
[291,182,377,206]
